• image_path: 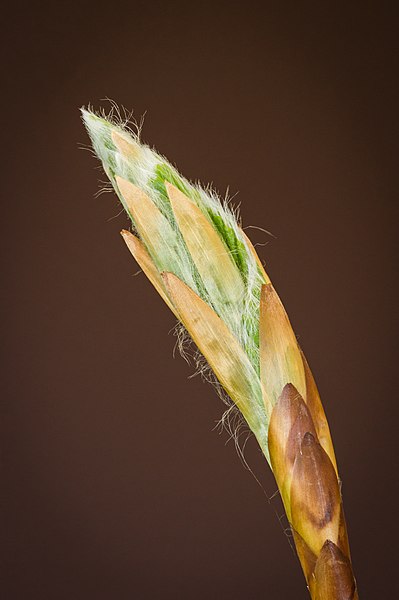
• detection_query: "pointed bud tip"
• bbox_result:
[282,382,299,396]
[313,540,357,599]
[80,107,95,125]
[301,431,317,448]
[165,181,183,204]
[120,229,136,243]
[321,539,339,556]
[261,284,279,307]
[111,131,140,159]
[115,177,143,210]
[115,176,145,200]
[164,181,175,192]
[165,182,191,206]
[261,282,274,296]
[120,230,141,255]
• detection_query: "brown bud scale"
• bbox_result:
[268,385,357,599]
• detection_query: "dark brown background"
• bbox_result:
[2,1,398,598]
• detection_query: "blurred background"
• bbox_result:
[2,1,398,598]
